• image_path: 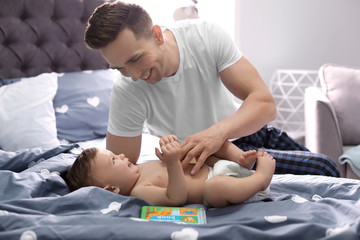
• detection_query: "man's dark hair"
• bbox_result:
[85,1,153,49]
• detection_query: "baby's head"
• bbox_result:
[66,147,99,192]
[66,148,140,195]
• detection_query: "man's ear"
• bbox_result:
[152,25,164,45]
[103,185,120,194]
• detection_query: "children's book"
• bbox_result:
[140,206,207,224]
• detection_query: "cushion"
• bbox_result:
[0,73,60,151]
[53,69,118,142]
[320,64,360,145]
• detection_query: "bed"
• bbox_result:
[1,0,359,239]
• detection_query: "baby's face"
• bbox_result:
[91,149,140,192]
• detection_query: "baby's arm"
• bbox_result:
[132,136,187,206]
[141,135,186,206]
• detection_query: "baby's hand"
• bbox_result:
[155,140,181,165]
[159,135,178,146]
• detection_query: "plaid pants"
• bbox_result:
[232,125,340,177]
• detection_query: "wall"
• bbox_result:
[197,0,235,40]
[236,0,360,85]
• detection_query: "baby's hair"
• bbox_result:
[66,148,98,191]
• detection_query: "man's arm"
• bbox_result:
[218,56,276,138]
[181,56,276,174]
[106,132,142,164]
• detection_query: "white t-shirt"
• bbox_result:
[108,19,243,142]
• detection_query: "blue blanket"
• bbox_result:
[339,145,360,177]
[1,145,360,240]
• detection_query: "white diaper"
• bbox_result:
[206,160,269,204]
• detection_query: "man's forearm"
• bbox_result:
[216,95,276,140]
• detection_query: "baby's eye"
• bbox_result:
[130,56,140,63]
[112,157,116,164]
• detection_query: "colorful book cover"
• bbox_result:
[140,206,207,224]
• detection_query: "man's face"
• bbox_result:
[100,28,165,84]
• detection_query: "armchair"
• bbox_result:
[305,64,360,179]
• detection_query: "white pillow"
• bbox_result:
[0,73,60,151]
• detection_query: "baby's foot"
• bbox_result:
[238,150,257,170]
[255,149,276,190]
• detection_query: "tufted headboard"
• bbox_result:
[0,0,112,80]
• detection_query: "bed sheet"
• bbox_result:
[1,142,359,240]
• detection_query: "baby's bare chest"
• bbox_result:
[137,161,209,190]
[137,162,169,187]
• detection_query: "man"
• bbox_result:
[84,1,339,177]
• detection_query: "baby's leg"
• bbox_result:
[203,150,275,208]
[238,150,257,170]
[253,149,276,190]
[212,140,256,169]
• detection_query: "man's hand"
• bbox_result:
[180,126,226,175]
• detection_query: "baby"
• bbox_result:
[66,135,275,207]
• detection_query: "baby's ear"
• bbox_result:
[103,185,120,194]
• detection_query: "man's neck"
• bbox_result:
[162,29,180,77]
